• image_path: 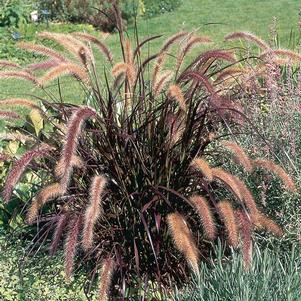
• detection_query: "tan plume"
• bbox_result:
[167,212,199,276]
[98,258,115,301]
[253,159,297,193]
[217,200,239,248]
[191,158,213,181]
[221,140,253,172]
[82,175,107,250]
[190,195,216,240]
[39,63,89,86]
[168,84,187,111]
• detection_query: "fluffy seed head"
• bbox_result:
[39,63,89,86]
[256,213,283,237]
[64,215,82,282]
[167,212,199,276]
[211,168,242,200]
[191,158,213,181]
[190,195,216,240]
[217,200,239,248]
[98,258,115,301]
[56,106,96,185]
[221,140,253,172]
[225,31,270,50]
[82,175,107,250]
[168,84,187,111]
[27,182,66,224]
[3,146,50,203]
[0,110,20,120]
[253,159,297,193]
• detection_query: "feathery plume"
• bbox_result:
[82,175,107,250]
[0,132,35,143]
[152,53,166,89]
[190,158,213,181]
[225,31,270,50]
[54,154,84,178]
[0,98,39,110]
[167,212,199,276]
[168,84,187,111]
[232,176,259,220]
[190,195,216,240]
[73,32,113,62]
[153,70,174,96]
[253,159,297,193]
[221,140,253,172]
[39,63,89,86]
[215,67,245,83]
[0,153,12,162]
[57,106,96,184]
[0,71,39,85]
[64,215,82,282]
[256,213,283,237]
[18,41,67,62]
[217,200,239,247]
[112,62,128,77]
[112,62,135,87]
[160,31,188,53]
[50,213,68,256]
[26,60,60,71]
[27,182,66,224]
[0,60,20,68]
[98,258,115,301]
[211,168,242,200]
[261,49,301,63]
[177,35,212,70]
[235,209,252,269]
[0,110,20,120]
[38,32,93,63]
[3,146,50,203]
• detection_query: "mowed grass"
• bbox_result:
[0,0,300,105]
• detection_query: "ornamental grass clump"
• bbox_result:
[0,11,298,298]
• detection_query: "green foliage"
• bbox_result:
[174,241,301,301]
[0,0,35,28]
[143,0,182,18]
[0,228,92,301]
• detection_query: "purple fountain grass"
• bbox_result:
[27,182,67,224]
[82,175,107,250]
[235,209,253,269]
[221,140,253,172]
[0,110,20,120]
[153,70,174,96]
[64,215,82,282]
[224,31,270,50]
[253,159,297,193]
[26,60,60,71]
[50,213,69,256]
[98,258,115,301]
[256,213,283,237]
[167,212,200,276]
[0,60,20,68]
[190,195,216,240]
[39,63,90,86]
[211,168,243,201]
[73,32,113,63]
[168,84,187,112]
[18,42,68,62]
[217,200,239,248]
[0,98,40,110]
[56,106,96,185]
[191,158,213,182]
[0,71,39,85]
[3,146,51,203]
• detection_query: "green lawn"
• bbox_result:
[0,0,300,104]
